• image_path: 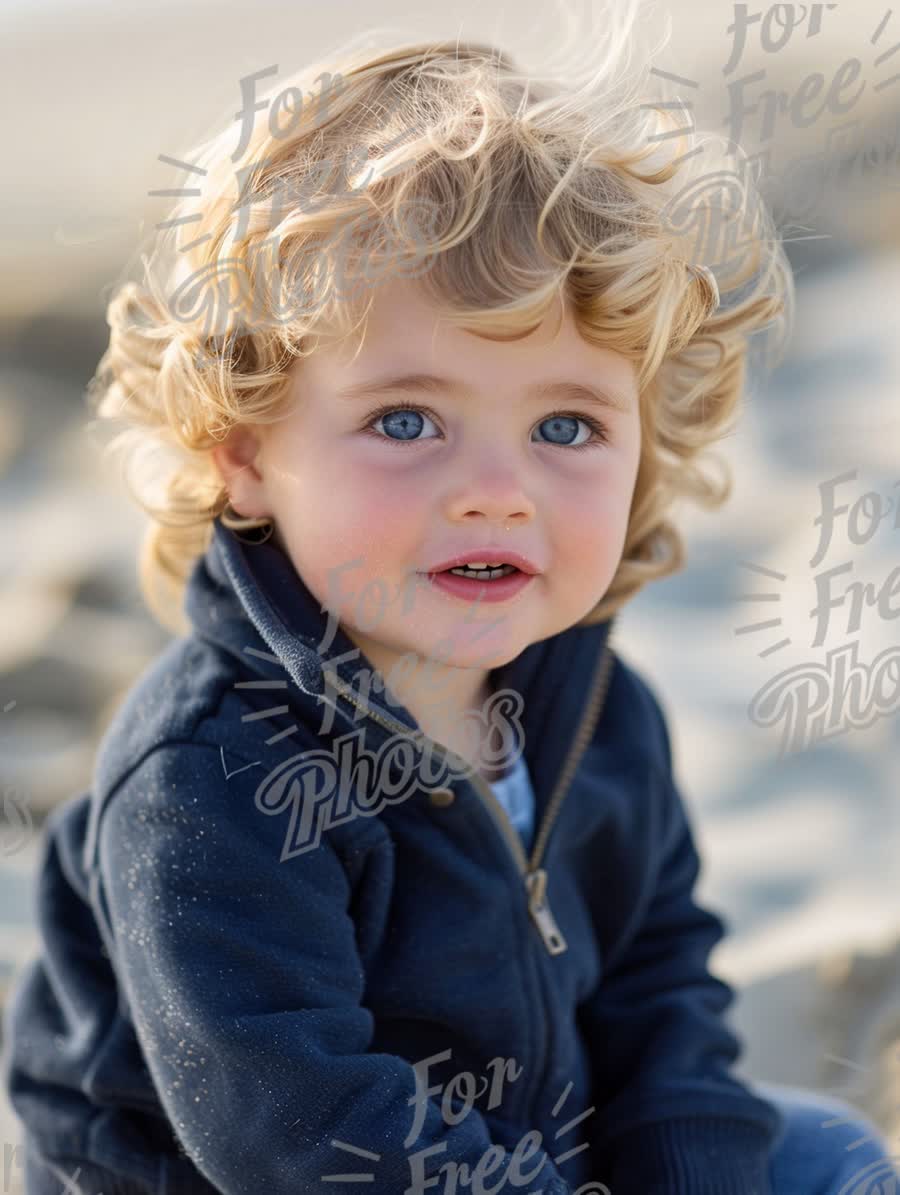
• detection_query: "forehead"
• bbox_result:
[299,277,639,402]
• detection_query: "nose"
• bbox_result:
[442,451,536,528]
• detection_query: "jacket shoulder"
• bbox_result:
[95,633,329,785]
[93,635,247,795]
[595,648,675,777]
[86,634,375,878]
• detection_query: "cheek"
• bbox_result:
[330,487,421,578]
[270,433,419,539]
[278,464,427,618]
[548,466,635,593]
[553,468,631,536]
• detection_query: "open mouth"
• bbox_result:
[424,560,534,603]
[441,562,520,580]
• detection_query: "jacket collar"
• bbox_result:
[183,517,613,800]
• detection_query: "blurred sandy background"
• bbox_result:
[2,0,899,1185]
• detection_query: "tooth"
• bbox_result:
[449,563,514,578]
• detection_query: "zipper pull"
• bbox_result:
[525,868,568,955]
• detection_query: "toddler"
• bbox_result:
[4,4,899,1192]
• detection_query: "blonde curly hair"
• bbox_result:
[86,0,794,636]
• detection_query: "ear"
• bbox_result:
[210,425,271,519]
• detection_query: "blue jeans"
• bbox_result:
[22,1082,900,1193]
[755,1078,900,1194]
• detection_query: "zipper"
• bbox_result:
[471,619,616,954]
[325,615,617,955]
[521,617,617,953]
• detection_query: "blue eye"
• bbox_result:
[360,404,609,451]
[366,407,441,442]
[534,414,594,448]
[536,411,610,449]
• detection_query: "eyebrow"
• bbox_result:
[333,371,633,414]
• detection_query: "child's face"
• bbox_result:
[216,276,641,679]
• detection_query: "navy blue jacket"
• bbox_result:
[2,517,783,1193]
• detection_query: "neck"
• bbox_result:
[340,628,500,780]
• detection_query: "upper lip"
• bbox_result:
[422,548,542,575]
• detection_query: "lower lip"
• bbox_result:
[422,568,535,603]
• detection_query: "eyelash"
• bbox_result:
[359,402,610,451]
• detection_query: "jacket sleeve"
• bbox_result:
[95,741,577,1195]
[578,675,783,1195]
